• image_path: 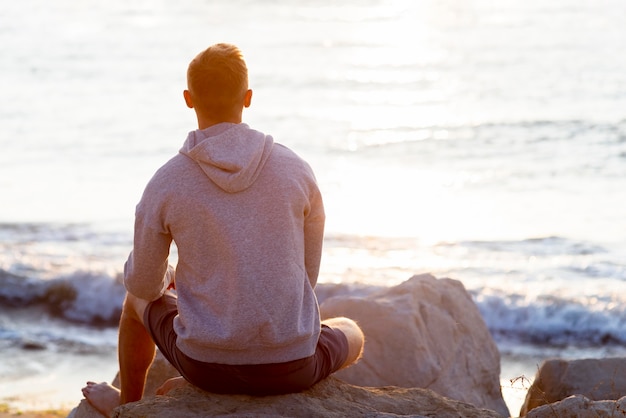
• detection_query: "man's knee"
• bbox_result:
[322,317,364,369]
[122,292,150,326]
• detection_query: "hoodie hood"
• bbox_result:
[180,123,274,193]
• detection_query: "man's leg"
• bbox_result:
[82,292,154,417]
[118,292,155,403]
[321,317,364,369]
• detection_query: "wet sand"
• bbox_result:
[0,410,69,418]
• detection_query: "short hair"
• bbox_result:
[186,43,249,117]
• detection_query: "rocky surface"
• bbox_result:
[520,357,626,416]
[69,354,504,418]
[320,273,510,417]
[526,394,626,418]
[113,376,503,418]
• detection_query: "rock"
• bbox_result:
[20,339,47,350]
[111,350,181,397]
[114,376,502,418]
[520,357,626,416]
[320,273,510,418]
[526,394,626,418]
[70,353,503,418]
[66,400,96,418]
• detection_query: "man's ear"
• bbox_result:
[183,90,194,108]
[244,89,253,108]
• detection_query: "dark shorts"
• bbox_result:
[143,292,349,396]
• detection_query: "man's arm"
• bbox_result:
[124,209,174,301]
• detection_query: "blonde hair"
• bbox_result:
[187,43,249,117]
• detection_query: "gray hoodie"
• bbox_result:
[124,123,325,365]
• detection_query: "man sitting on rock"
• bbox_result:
[81,43,364,417]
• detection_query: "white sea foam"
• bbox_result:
[2,227,625,349]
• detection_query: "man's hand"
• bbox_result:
[166,265,176,290]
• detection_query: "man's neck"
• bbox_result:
[196,113,242,130]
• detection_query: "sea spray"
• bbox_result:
[0,268,125,326]
[474,289,626,346]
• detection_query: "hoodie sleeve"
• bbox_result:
[123,199,173,301]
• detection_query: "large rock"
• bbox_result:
[70,353,503,418]
[320,273,509,417]
[113,376,503,417]
[520,357,626,416]
[526,394,626,418]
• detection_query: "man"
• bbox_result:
[82,43,364,417]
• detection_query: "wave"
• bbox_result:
[317,282,626,348]
[457,236,609,257]
[0,269,125,326]
[3,266,626,347]
[473,290,626,346]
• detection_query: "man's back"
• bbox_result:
[125,122,325,365]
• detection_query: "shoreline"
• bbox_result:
[0,411,70,418]
[0,344,118,417]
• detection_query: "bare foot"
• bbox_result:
[81,381,121,417]
[156,376,188,395]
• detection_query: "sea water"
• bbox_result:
[1,0,626,415]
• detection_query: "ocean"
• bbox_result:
[1,0,626,415]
